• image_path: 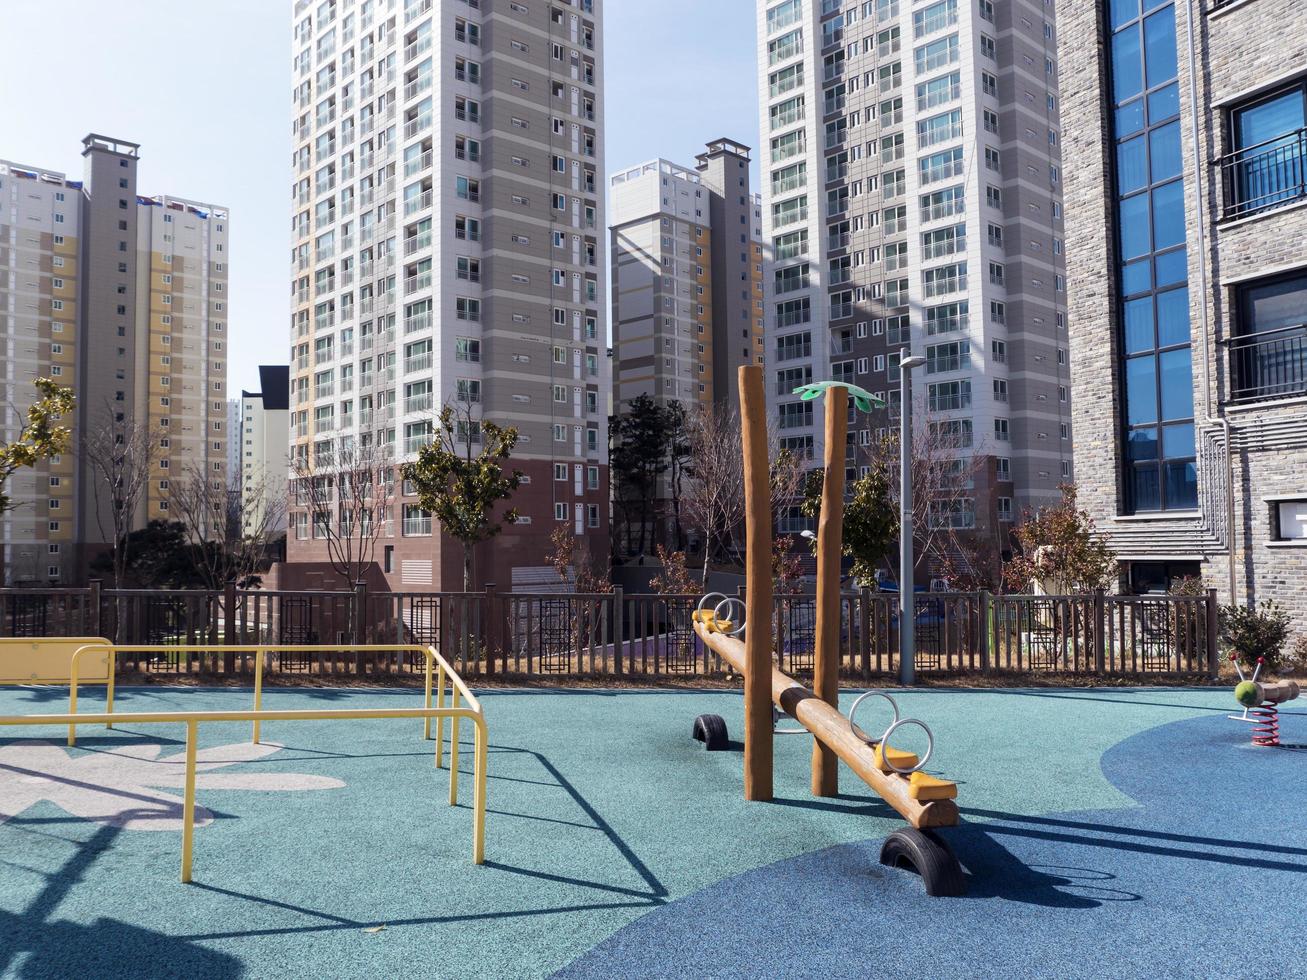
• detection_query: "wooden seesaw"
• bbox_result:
[688,365,965,897]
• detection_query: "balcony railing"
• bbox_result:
[1228,323,1307,402]
[1217,127,1307,220]
[405,394,433,413]
[403,516,432,535]
[405,353,433,373]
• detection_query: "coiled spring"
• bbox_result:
[1251,702,1280,747]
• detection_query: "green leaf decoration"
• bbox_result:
[791,381,886,414]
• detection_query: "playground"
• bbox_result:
[0,682,1303,979]
[3,371,1303,979]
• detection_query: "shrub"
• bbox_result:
[1286,634,1307,675]
[1220,600,1292,672]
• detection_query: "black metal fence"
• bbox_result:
[0,584,1221,679]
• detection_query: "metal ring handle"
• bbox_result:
[879,717,934,774]
[697,592,728,614]
[712,596,746,636]
[848,691,899,745]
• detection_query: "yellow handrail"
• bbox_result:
[0,703,488,880]
[68,643,466,748]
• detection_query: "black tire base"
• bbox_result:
[691,713,729,751]
[878,828,967,897]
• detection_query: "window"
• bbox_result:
[555,502,568,521]
[1109,0,1196,512]
[1231,269,1307,402]
[1271,498,1307,541]
[1224,81,1307,218]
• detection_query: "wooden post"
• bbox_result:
[353,581,367,675]
[1205,588,1219,678]
[88,579,102,637]
[1093,589,1107,674]
[223,580,237,675]
[739,365,774,802]
[612,586,624,675]
[978,589,991,673]
[484,583,498,676]
[812,385,847,797]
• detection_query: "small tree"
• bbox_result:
[403,404,523,592]
[650,544,695,595]
[0,378,75,515]
[801,458,898,587]
[549,522,613,595]
[1221,599,1292,672]
[609,394,674,556]
[88,519,206,588]
[81,406,163,590]
[293,443,395,587]
[1002,484,1117,594]
[665,401,693,550]
[170,462,286,591]
[683,404,747,586]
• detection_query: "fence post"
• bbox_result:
[612,586,624,675]
[353,581,367,675]
[1094,589,1107,674]
[483,583,498,676]
[89,579,103,637]
[223,580,237,675]
[978,590,990,673]
[1205,588,1220,678]
[859,587,871,679]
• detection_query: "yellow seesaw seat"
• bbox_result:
[907,771,958,801]
[691,610,735,633]
[873,743,920,773]
[870,743,959,800]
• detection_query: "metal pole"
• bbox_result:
[899,354,925,685]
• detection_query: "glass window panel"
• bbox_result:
[1242,272,1307,334]
[1109,0,1139,31]
[1155,286,1189,347]
[1123,258,1152,296]
[1132,465,1160,511]
[1116,98,1145,137]
[1124,296,1154,352]
[1234,89,1305,151]
[1111,24,1143,104]
[1164,460,1198,509]
[1151,180,1185,250]
[1116,135,1149,194]
[1162,422,1194,458]
[1142,6,1177,88]
[1147,82,1179,123]
[1126,355,1158,425]
[1158,347,1193,420]
[1119,193,1151,259]
[1149,121,1182,182]
[1127,428,1159,461]
[1154,248,1187,288]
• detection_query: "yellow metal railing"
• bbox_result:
[0,702,487,881]
[67,643,464,758]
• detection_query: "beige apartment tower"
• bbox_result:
[610,138,765,413]
[0,136,228,584]
[286,0,609,592]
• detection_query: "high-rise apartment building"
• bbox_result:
[241,366,292,535]
[1057,0,1307,613]
[610,138,765,414]
[755,0,1072,558]
[0,136,229,585]
[287,0,608,592]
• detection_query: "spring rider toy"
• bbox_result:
[1229,654,1301,747]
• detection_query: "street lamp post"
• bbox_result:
[898,352,926,685]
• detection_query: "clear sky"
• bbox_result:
[0,0,760,396]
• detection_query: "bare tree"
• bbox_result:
[683,404,747,587]
[861,419,990,584]
[81,406,162,589]
[291,443,395,587]
[169,461,287,592]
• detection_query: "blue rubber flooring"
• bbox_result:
[0,685,1301,979]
